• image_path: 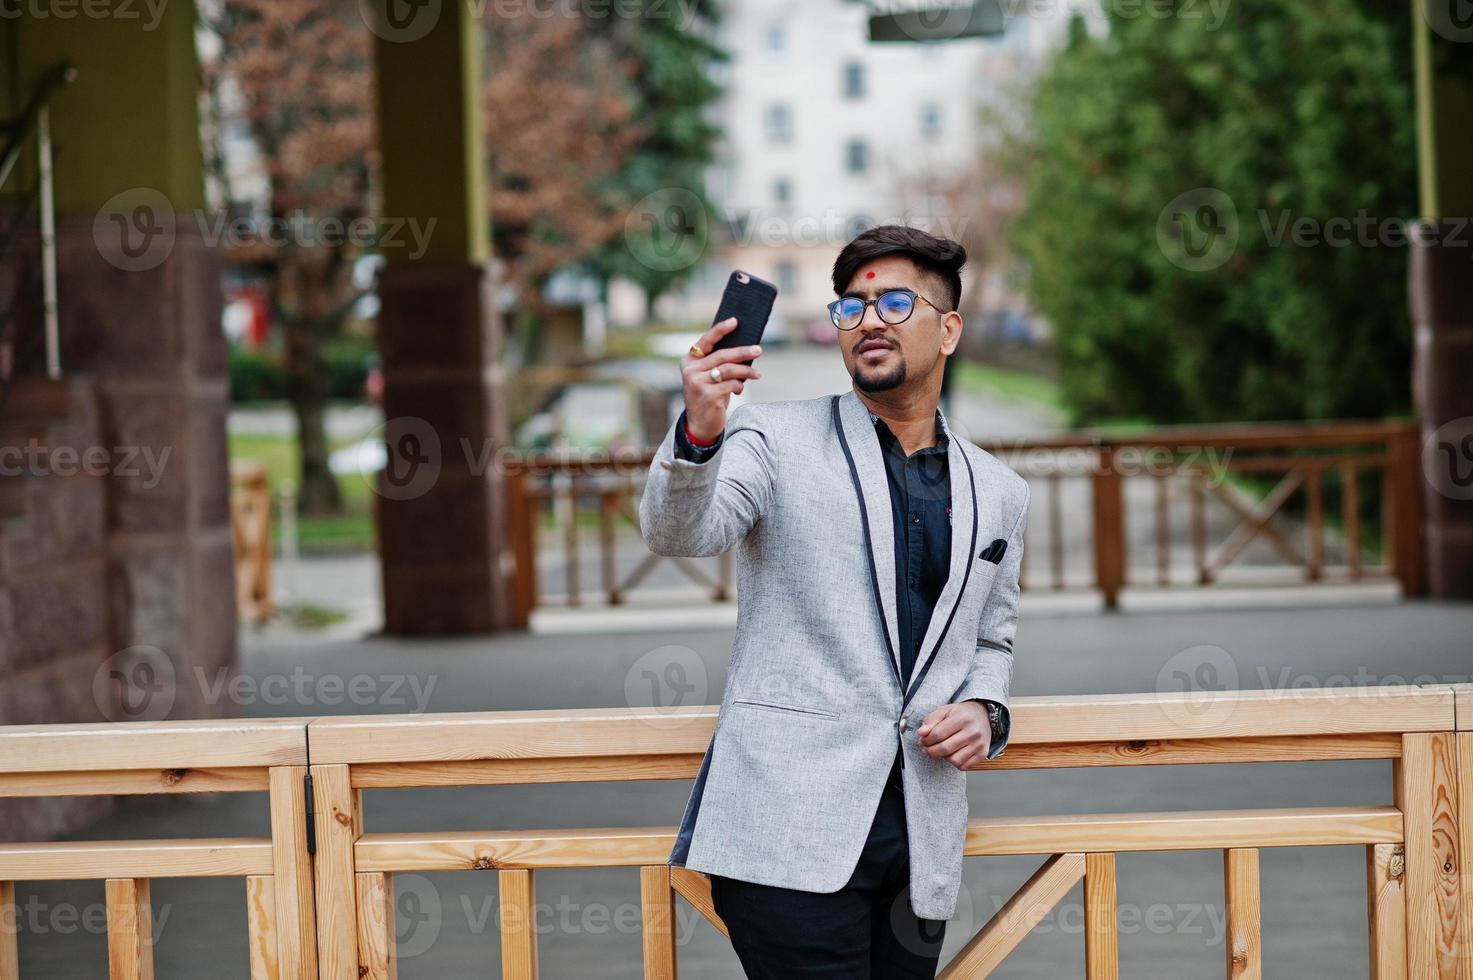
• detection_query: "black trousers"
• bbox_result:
[708,764,947,978]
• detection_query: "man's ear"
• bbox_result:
[941,310,964,356]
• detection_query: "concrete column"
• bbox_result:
[371,0,512,632]
[13,1,237,720]
[1409,0,1473,599]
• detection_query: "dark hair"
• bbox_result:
[831,224,967,311]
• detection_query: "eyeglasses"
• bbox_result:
[827,288,948,331]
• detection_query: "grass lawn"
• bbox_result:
[951,360,1065,413]
[229,432,377,553]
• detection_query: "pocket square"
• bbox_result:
[979,538,1008,564]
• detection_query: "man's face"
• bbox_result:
[835,256,955,394]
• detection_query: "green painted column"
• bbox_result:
[1409,0,1473,598]
[370,0,512,632]
[15,0,204,212]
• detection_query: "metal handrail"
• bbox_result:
[0,61,75,417]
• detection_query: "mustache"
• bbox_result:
[853,334,898,355]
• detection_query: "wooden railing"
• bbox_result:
[503,419,1424,623]
[3,683,1470,977]
[0,718,317,979]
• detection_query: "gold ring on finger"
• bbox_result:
[689,344,704,358]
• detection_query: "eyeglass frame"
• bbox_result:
[826,287,952,331]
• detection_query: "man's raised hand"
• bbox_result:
[682,317,763,443]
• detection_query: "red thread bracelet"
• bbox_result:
[685,422,718,448]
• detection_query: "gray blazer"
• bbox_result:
[639,388,1029,921]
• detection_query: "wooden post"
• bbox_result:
[268,766,318,980]
[0,880,18,980]
[312,765,362,980]
[247,875,281,980]
[1092,447,1126,609]
[500,869,539,980]
[105,878,154,980]
[505,469,538,628]
[1386,427,1426,597]
[1224,848,1262,979]
[1367,843,1408,980]
[1083,852,1118,980]
[1395,732,1463,978]
[1456,730,1473,980]
[640,865,678,980]
[356,872,398,980]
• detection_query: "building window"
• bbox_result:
[920,102,942,141]
[772,177,793,206]
[776,261,797,293]
[842,62,865,99]
[845,139,869,175]
[765,103,792,144]
[764,24,785,55]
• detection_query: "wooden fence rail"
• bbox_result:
[2,684,1470,978]
[504,418,1423,623]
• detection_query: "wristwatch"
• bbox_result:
[982,700,1005,744]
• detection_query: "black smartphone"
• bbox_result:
[710,271,778,366]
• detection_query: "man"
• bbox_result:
[640,225,1029,977]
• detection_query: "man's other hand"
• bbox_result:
[917,701,991,770]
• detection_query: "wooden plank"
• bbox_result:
[1083,853,1118,980]
[246,875,280,980]
[938,853,1085,979]
[970,733,1403,770]
[0,839,272,880]
[1224,848,1261,979]
[1458,734,1473,980]
[0,767,269,798]
[1395,733,1462,978]
[308,708,718,765]
[963,806,1403,856]
[1367,843,1407,980]
[354,805,1401,875]
[307,687,1455,767]
[358,827,677,872]
[639,865,677,980]
[0,880,18,980]
[268,766,318,980]
[670,868,727,939]
[0,719,308,774]
[356,872,398,980]
[349,755,706,789]
[105,878,155,980]
[500,869,539,980]
[312,765,361,980]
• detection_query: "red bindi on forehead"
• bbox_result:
[866,271,876,279]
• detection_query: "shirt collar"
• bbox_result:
[868,408,949,454]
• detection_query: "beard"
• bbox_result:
[852,355,907,392]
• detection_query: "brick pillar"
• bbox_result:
[372,0,512,632]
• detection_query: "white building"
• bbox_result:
[637,0,1083,339]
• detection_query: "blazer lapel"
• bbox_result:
[902,407,983,708]
[832,391,903,687]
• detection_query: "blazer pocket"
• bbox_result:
[732,697,840,721]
